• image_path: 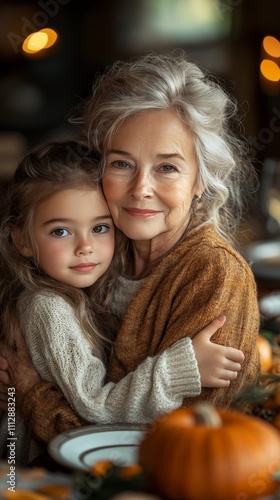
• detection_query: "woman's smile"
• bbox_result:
[123,208,161,218]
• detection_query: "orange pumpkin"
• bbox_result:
[139,403,280,500]
[257,334,273,372]
[2,491,46,500]
[37,484,72,499]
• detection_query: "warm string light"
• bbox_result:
[260,59,280,82]
[263,36,280,59]
[260,35,280,94]
[22,28,58,54]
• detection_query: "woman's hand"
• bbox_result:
[193,315,244,388]
[0,385,8,410]
[0,331,41,408]
[0,354,11,410]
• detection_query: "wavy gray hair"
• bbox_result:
[79,50,256,245]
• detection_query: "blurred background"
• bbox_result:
[0,0,280,297]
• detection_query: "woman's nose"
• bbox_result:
[129,171,153,200]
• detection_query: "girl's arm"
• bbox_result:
[0,299,242,443]
[21,293,200,424]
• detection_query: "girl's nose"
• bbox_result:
[75,239,93,256]
[129,171,153,200]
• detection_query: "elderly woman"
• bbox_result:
[0,51,259,443]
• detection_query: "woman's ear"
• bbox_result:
[11,226,33,257]
[194,179,203,200]
[194,190,203,200]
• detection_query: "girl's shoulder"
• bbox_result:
[18,289,73,315]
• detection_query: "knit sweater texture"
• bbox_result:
[0,290,200,465]
[21,224,260,444]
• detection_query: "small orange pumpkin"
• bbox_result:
[139,403,280,500]
[37,484,73,499]
[2,491,46,500]
[257,334,273,372]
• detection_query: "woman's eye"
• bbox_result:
[112,160,130,169]
[93,224,109,234]
[51,228,70,238]
[160,164,177,173]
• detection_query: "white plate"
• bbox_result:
[259,292,280,318]
[48,424,144,471]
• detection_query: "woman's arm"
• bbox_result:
[0,330,40,408]
[0,344,86,443]
[17,293,202,424]
[0,315,233,443]
[154,249,260,408]
[107,238,260,409]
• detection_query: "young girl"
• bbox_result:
[0,140,240,465]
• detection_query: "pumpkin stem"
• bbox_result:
[194,402,222,427]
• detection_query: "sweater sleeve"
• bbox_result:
[156,248,260,408]
[107,235,261,409]
[21,293,201,428]
[21,382,88,444]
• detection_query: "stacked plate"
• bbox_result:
[48,424,144,471]
[242,239,280,283]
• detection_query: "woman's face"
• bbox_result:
[102,109,201,251]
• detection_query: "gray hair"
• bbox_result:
[79,50,257,245]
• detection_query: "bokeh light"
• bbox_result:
[263,36,280,58]
[41,29,58,49]
[22,29,58,54]
[260,59,280,82]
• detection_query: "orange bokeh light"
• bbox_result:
[260,59,280,82]
[22,31,48,53]
[40,28,58,49]
[263,36,280,58]
[22,28,58,54]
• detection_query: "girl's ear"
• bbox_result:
[11,226,33,257]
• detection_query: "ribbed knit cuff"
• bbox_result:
[164,337,201,398]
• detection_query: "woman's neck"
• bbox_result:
[123,240,154,280]
[129,232,185,280]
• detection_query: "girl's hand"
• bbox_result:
[0,331,41,408]
[192,315,244,388]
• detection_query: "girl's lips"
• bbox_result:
[70,264,97,272]
[124,208,160,218]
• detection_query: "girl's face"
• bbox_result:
[19,188,115,288]
[102,109,201,255]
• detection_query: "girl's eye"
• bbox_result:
[93,224,109,234]
[51,228,70,238]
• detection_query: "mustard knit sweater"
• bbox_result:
[22,224,260,443]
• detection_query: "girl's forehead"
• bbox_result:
[35,186,100,210]
[33,188,111,225]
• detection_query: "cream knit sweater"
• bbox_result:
[19,224,260,447]
[0,291,200,465]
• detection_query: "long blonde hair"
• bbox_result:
[0,140,124,359]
